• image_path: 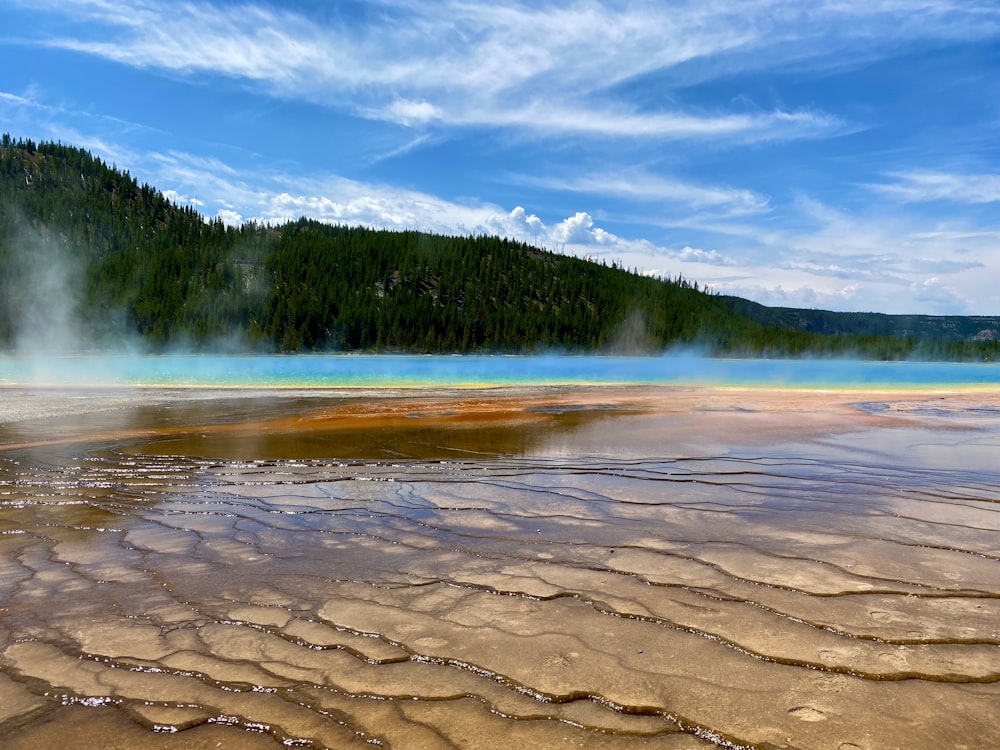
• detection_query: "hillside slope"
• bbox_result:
[1,135,997,360]
[721,296,1000,344]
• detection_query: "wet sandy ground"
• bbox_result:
[0,385,999,749]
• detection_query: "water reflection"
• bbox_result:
[1,389,999,749]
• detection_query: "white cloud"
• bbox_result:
[549,212,619,246]
[146,150,264,212]
[912,276,970,314]
[151,150,239,177]
[14,0,914,141]
[726,281,869,312]
[524,170,770,214]
[160,189,204,207]
[378,99,442,127]
[692,192,1000,313]
[448,102,841,140]
[261,192,436,228]
[502,206,544,238]
[677,246,735,265]
[871,171,1000,204]
[216,209,243,227]
[0,91,35,107]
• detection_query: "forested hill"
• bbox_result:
[721,296,1000,348]
[1,135,997,360]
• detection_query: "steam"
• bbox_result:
[0,214,144,386]
[7,221,86,356]
[605,309,656,354]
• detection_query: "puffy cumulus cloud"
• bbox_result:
[509,205,544,234]
[215,208,243,227]
[490,206,545,240]
[260,192,429,228]
[481,207,622,249]
[550,212,619,246]
[161,189,204,207]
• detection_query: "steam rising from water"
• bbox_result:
[2,219,88,358]
[0,218,145,387]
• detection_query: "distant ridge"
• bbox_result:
[720,296,1000,344]
[1,134,997,361]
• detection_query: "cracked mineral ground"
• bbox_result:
[1,386,998,749]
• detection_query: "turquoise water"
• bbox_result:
[1,354,999,389]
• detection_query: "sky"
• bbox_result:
[1,1,999,316]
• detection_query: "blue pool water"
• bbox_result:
[1,354,999,389]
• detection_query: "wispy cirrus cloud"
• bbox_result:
[676,246,737,266]
[15,0,945,141]
[869,171,1000,204]
[520,169,770,214]
[704,194,999,313]
[0,91,37,107]
[370,100,840,141]
[13,0,997,155]
[0,86,160,154]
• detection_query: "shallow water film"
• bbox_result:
[0,387,998,749]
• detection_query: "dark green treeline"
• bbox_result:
[1,135,997,360]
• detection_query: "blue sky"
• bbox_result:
[2,1,999,315]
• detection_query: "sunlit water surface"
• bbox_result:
[2,353,1000,388]
[1,357,999,749]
